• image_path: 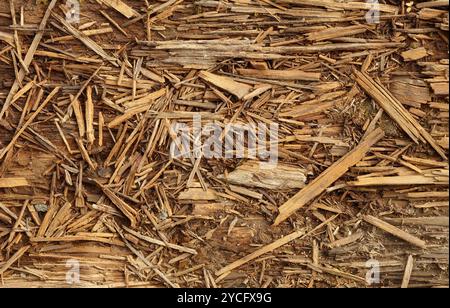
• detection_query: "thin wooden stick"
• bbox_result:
[363,215,427,249]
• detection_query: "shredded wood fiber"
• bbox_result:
[0,0,448,288]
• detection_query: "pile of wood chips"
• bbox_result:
[0,0,448,288]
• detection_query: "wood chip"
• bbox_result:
[275,128,385,225]
[363,215,427,249]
